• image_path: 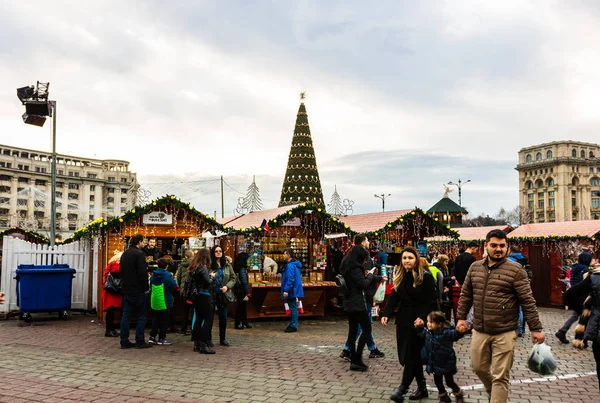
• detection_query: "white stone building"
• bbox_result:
[0,144,138,238]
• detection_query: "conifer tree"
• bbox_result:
[328,185,344,217]
[278,92,324,207]
[244,176,263,212]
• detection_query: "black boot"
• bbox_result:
[555,330,569,344]
[390,385,408,402]
[198,342,216,354]
[349,352,368,371]
[193,341,200,352]
[409,381,428,400]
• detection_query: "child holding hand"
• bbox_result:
[416,311,466,403]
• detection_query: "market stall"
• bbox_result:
[507,220,600,307]
[68,195,226,322]
[223,203,352,318]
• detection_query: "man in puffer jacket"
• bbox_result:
[281,247,304,333]
[556,251,592,343]
[457,229,544,403]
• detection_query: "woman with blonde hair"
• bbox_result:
[102,252,123,337]
[189,248,217,354]
[381,246,436,402]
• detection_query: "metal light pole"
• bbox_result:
[50,101,57,247]
[16,82,56,246]
[374,193,391,212]
[447,179,471,208]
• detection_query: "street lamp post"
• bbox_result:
[374,193,391,212]
[17,82,57,247]
[447,179,471,208]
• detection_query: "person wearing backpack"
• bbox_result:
[148,258,178,346]
[507,246,532,337]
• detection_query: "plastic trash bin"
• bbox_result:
[15,264,77,322]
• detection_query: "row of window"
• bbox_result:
[525,149,597,163]
[0,166,129,182]
[525,177,600,188]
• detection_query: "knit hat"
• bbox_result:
[578,252,593,266]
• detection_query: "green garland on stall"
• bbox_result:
[363,207,459,239]
[0,227,49,244]
[226,202,356,237]
[68,194,226,242]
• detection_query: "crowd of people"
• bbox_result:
[102,234,305,352]
[101,230,600,402]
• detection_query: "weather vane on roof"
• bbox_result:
[300,91,307,101]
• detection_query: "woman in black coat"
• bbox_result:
[341,245,376,371]
[234,253,252,329]
[381,246,436,402]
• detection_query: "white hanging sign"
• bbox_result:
[142,211,173,225]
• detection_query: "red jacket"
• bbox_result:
[102,261,123,311]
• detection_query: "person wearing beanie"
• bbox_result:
[556,251,593,344]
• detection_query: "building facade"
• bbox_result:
[516,141,600,223]
[0,144,138,238]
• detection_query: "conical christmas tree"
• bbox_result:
[327,185,344,217]
[278,93,325,207]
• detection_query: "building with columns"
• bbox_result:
[0,144,138,239]
[515,140,600,223]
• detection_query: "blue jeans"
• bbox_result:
[120,294,148,346]
[344,305,376,351]
[287,298,299,329]
[518,306,525,335]
[559,311,580,334]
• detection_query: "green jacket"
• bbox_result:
[210,262,236,294]
[176,258,191,286]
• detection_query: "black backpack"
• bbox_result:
[335,273,350,296]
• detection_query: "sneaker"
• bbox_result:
[284,326,298,333]
[339,349,351,361]
[120,341,136,349]
[148,337,157,345]
[158,339,173,345]
[369,349,385,358]
[135,342,153,349]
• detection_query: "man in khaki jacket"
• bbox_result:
[457,229,544,403]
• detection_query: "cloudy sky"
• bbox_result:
[1,1,600,218]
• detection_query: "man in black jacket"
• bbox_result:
[119,234,152,349]
[454,241,478,285]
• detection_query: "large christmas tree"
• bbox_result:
[278,93,325,207]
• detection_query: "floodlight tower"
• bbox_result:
[17,82,57,246]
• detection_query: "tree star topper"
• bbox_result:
[300,91,306,100]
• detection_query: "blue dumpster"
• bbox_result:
[15,264,77,322]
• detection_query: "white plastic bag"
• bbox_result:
[527,342,558,375]
[466,306,474,328]
[373,283,386,304]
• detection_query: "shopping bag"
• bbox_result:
[297,299,304,314]
[466,306,474,328]
[284,302,291,316]
[527,342,558,375]
[373,283,386,304]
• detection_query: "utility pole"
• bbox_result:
[447,179,471,208]
[220,175,224,219]
[50,101,57,246]
[374,193,391,212]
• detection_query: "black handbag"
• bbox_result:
[224,289,236,303]
[104,273,122,294]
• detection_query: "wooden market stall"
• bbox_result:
[68,195,226,322]
[507,220,600,307]
[222,203,352,319]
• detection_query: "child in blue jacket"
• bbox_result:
[417,311,467,403]
[149,258,178,345]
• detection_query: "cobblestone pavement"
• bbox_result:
[0,307,597,402]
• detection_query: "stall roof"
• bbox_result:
[429,225,512,241]
[507,220,600,238]
[339,209,413,233]
[217,215,237,225]
[224,204,302,229]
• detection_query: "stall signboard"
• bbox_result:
[142,211,173,225]
[416,241,428,257]
[189,237,206,250]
